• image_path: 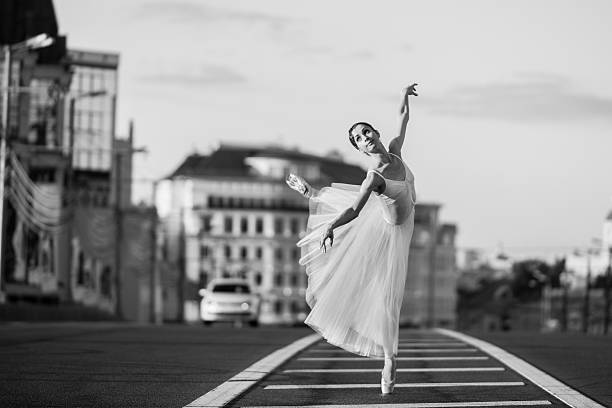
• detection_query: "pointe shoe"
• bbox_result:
[381,356,397,394]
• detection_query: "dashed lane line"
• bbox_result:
[241,401,553,407]
[437,328,605,408]
[263,381,525,390]
[298,356,489,361]
[183,333,321,408]
[282,367,506,373]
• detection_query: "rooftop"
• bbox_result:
[165,143,366,185]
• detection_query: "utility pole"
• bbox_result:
[604,247,611,334]
[561,262,568,332]
[583,250,592,334]
[150,180,161,324]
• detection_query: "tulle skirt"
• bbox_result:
[297,183,415,358]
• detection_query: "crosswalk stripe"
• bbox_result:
[283,367,506,373]
[264,381,525,390]
[298,356,489,361]
[317,342,468,347]
[397,338,455,341]
[242,401,553,407]
[397,343,468,347]
[307,348,478,353]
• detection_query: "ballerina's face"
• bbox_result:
[350,123,381,154]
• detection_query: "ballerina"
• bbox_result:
[286,84,418,394]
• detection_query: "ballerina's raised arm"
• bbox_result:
[388,83,418,158]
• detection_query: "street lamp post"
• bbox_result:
[0,34,54,303]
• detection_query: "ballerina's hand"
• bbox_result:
[320,227,334,253]
[285,173,312,198]
[403,83,418,97]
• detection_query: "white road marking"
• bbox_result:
[283,367,506,373]
[397,343,469,347]
[306,348,478,353]
[242,401,552,407]
[437,328,606,408]
[264,381,525,390]
[298,356,489,361]
[183,333,321,408]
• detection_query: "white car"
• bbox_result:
[199,279,261,327]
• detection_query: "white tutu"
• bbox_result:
[297,182,415,358]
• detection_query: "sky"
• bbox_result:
[54,0,612,258]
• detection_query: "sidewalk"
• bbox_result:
[467,330,612,407]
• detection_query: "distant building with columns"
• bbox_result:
[156,143,458,326]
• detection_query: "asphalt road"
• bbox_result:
[1,323,609,407]
[0,322,310,408]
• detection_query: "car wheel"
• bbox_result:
[202,320,212,326]
[249,319,259,327]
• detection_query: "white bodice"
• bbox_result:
[368,154,416,225]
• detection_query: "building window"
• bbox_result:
[255,217,263,234]
[240,246,248,260]
[274,273,283,286]
[201,215,212,232]
[224,216,233,234]
[100,265,112,297]
[291,301,300,314]
[275,248,283,262]
[274,300,283,314]
[255,247,263,260]
[240,216,248,234]
[291,248,300,261]
[255,272,262,286]
[224,245,232,259]
[77,251,85,284]
[274,217,284,235]
[200,245,210,258]
[290,273,298,287]
[290,218,299,235]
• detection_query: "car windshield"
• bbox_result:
[212,284,251,294]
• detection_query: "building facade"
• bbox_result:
[157,144,459,326]
[0,1,154,322]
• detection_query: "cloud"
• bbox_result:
[139,64,246,87]
[420,74,612,122]
[133,1,291,30]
